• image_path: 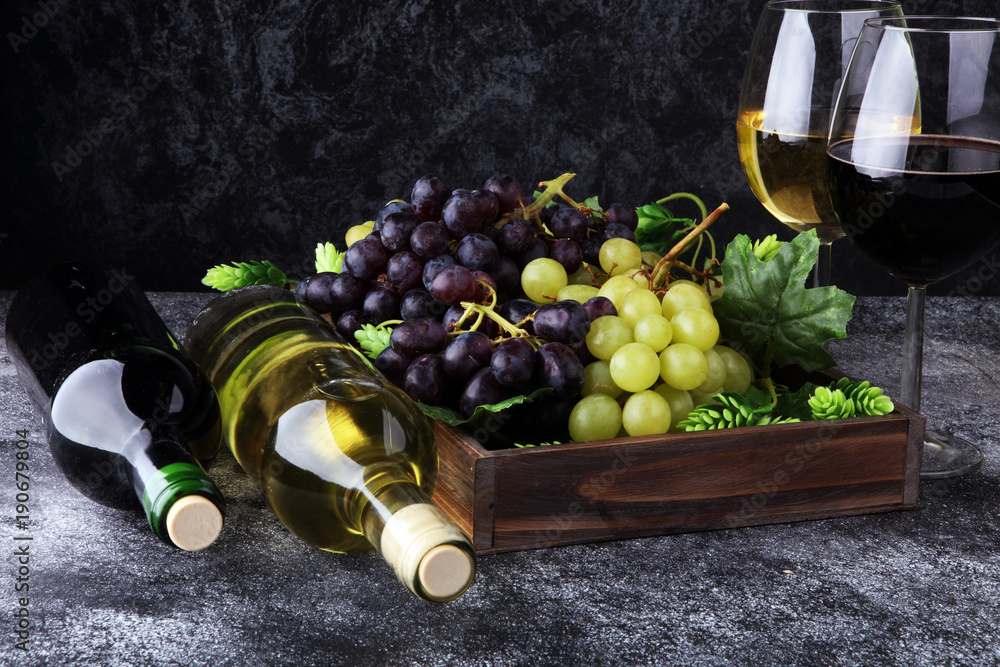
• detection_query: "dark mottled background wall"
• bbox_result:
[2,0,997,295]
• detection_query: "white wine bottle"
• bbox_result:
[184,285,475,602]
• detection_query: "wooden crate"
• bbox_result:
[429,369,924,554]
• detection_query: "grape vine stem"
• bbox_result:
[650,202,729,285]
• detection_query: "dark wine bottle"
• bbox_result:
[5,263,225,551]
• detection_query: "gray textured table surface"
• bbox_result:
[2,292,998,667]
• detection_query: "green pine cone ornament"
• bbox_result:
[832,378,895,416]
[202,260,287,291]
[678,392,771,431]
[809,386,856,420]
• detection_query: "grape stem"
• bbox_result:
[497,173,577,227]
[650,202,729,286]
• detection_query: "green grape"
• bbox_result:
[585,316,634,361]
[654,384,695,431]
[609,342,661,393]
[670,308,720,351]
[695,348,726,394]
[558,284,600,303]
[582,360,623,399]
[633,314,673,352]
[622,390,671,436]
[599,238,643,277]
[521,258,568,304]
[714,345,753,393]
[568,394,623,442]
[661,281,712,319]
[689,388,723,407]
[346,221,374,247]
[617,289,662,328]
[596,275,640,309]
[659,343,708,390]
[567,266,594,286]
[628,270,650,290]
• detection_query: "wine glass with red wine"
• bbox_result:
[827,16,1000,478]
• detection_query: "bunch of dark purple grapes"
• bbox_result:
[295,173,639,435]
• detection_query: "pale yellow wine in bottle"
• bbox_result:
[184,286,475,602]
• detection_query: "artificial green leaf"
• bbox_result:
[315,242,344,274]
[202,260,288,291]
[582,195,603,214]
[418,387,554,428]
[713,230,854,372]
[752,234,783,262]
[773,382,820,421]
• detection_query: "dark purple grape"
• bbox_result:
[329,272,370,312]
[362,285,401,324]
[599,222,637,244]
[386,251,425,292]
[580,236,603,266]
[484,174,524,213]
[403,354,449,405]
[459,367,515,418]
[549,207,588,242]
[490,337,535,387]
[390,318,448,357]
[442,305,465,331]
[576,343,597,366]
[478,223,500,245]
[534,342,585,398]
[374,346,415,386]
[442,189,484,238]
[411,174,450,222]
[583,296,617,321]
[400,288,445,321]
[410,221,450,259]
[374,201,414,233]
[471,271,498,304]
[294,272,336,314]
[472,189,500,226]
[422,254,455,290]
[491,256,520,296]
[442,331,494,382]
[550,238,583,274]
[498,218,534,255]
[429,265,477,306]
[336,309,367,341]
[539,203,557,226]
[533,300,591,345]
[515,236,549,269]
[380,211,420,252]
[607,203,639,231]
[343,237,390,280]
[498,299,537,333]
[456,233,499,272]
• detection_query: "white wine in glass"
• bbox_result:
[737,0,903,285]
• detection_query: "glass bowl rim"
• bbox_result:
[763,0,902,14]
[862,15,1000,32]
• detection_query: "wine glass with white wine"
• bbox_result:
[737,0,903,286]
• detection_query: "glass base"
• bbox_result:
[920,430,984,479]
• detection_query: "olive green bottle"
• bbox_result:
[184,286,475,602]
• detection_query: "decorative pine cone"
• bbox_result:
[832,378,895,416]
[678,392,770,431]
[808,386,857,420]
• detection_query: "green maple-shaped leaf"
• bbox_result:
[713,229,855,372]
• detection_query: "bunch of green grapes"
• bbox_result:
[566,238,751,442]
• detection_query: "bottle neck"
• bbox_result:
[355,462,475,603]
[127,425,225,551]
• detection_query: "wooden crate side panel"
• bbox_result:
[428,421,484,544]
[487,416,912,551]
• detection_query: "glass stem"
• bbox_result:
[813,242,833,288]
[900,285,925,413]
